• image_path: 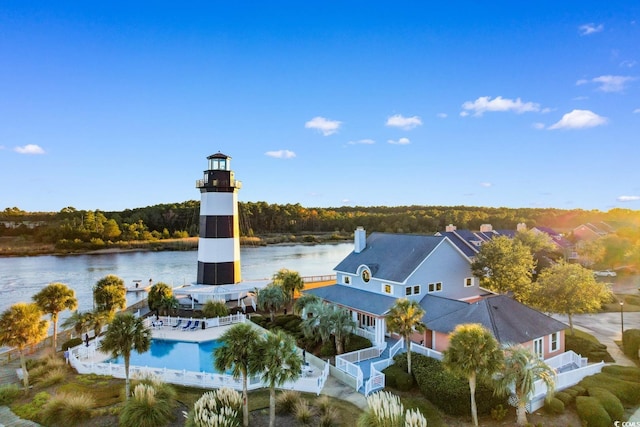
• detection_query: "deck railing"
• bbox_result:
[353,327,376,344]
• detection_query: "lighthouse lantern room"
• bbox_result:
[195,152,242,286]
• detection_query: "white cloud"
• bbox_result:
[620,60,637,68]
[459,111,469,117]
[579,23,603,35]
[305,116,342,136]
[461,96,540,116]
[14,144,45,154]
[634,108,640,114]
[532,122,545,130]
[436,113,448,119]
[576,75,635,92]
[573,96,589,101]
[593,75,635,92]
[480,182,492,187]
[548,109,607,130]
[265,150,296,159]
[385,114,422,130]
[617,195,640,202]
[387,137,410,145]
[348,139,375,145]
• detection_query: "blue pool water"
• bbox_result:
[108,339,224,373]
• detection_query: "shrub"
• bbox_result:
[319,406,339,427]
[249,315,268,328]
[358,391,404,427]
[344,333,372,353]
[409,353,505,416]
[555,391,573,406]
[602,364,640,381]
[36,367,67,388]
[275,390,301,414]
[576,396,611,427]
[0,384,22,405]
[319,341,335,357]
[383,364,415,390]
[544,397,565,414]
[41,393,94,426]
[622,329,640,360]
[588,387,624,421]
[314,395,332,415]
[62,337,83,350]
[404,408,428,427]
[293,399,314,425]
[580,373,640,405]
[13,391,50,422]
[120,384,174,427]
[202,300,229,318]
[565,334,614,362]
[491,404,508,420]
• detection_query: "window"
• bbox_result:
[344,276,350,285]
[428,282,442,293]
[413,285,420,294]
[533,338,543,358]
[465,277,474,287]
[361,269,370,283]
[405,287,412,296]
[550,332,560,352]
[383,284,392,294]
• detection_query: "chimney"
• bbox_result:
[354,227,366,253]
[479,224,493,233]
[445,224,457,232]
[517,223,527,232]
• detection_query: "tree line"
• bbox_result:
[2,201,639,243]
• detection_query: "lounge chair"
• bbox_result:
[181,320,193,331]
[172,319,182,329]
[190,320,200,330]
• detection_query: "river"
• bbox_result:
[0,243,353,315]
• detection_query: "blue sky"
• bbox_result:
[1,2,639,213]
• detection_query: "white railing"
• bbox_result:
[335,357,364,391]
[410,342,443,360]
[543,350,585,370]
[146,314,246,330]
[365,358,394,396]
[302,275,336,283]
[68,321,329,396]
[354,327,376,344]
[336,345,385,364]
[528,361,605,412]
[389,339,404,359]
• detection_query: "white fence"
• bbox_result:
[354,327,376,344]
[69,318,330,396]
[543,350,587,370]
[528,360,605,412]
[410,342,443,360]
[335,344,386,392]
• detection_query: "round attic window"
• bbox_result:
[361,269,370,283]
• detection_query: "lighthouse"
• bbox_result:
[195,152,242,285]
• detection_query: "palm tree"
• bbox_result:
[158,295,179,316]
[494,345,556,426]
[293,293,320,316]
[328,305,356,355]
[385,298,425,375]
[33,282,78,352]
[147,282,173,315]
[100,312,152,400]
[271,268,305,303]
[300,301,332,347]
[257,284,287,322]
[61,310,91,337]
[442,324,504,426]
[214,322,264,427]
[0,303,49,389]
[260,330,302,427]
[93,274,127,315]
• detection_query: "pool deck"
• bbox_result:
[81,322,324,381]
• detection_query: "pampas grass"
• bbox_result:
[41,393,95,426]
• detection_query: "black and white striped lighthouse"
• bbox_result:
[195,152,242,285]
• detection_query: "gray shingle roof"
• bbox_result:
[426,294,567,344]
[305,284,398,316]
[334,233,446,283]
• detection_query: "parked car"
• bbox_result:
[594,270,617,277]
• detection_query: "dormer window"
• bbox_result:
[361,269,370,283]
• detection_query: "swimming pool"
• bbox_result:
[108,339,224,374]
